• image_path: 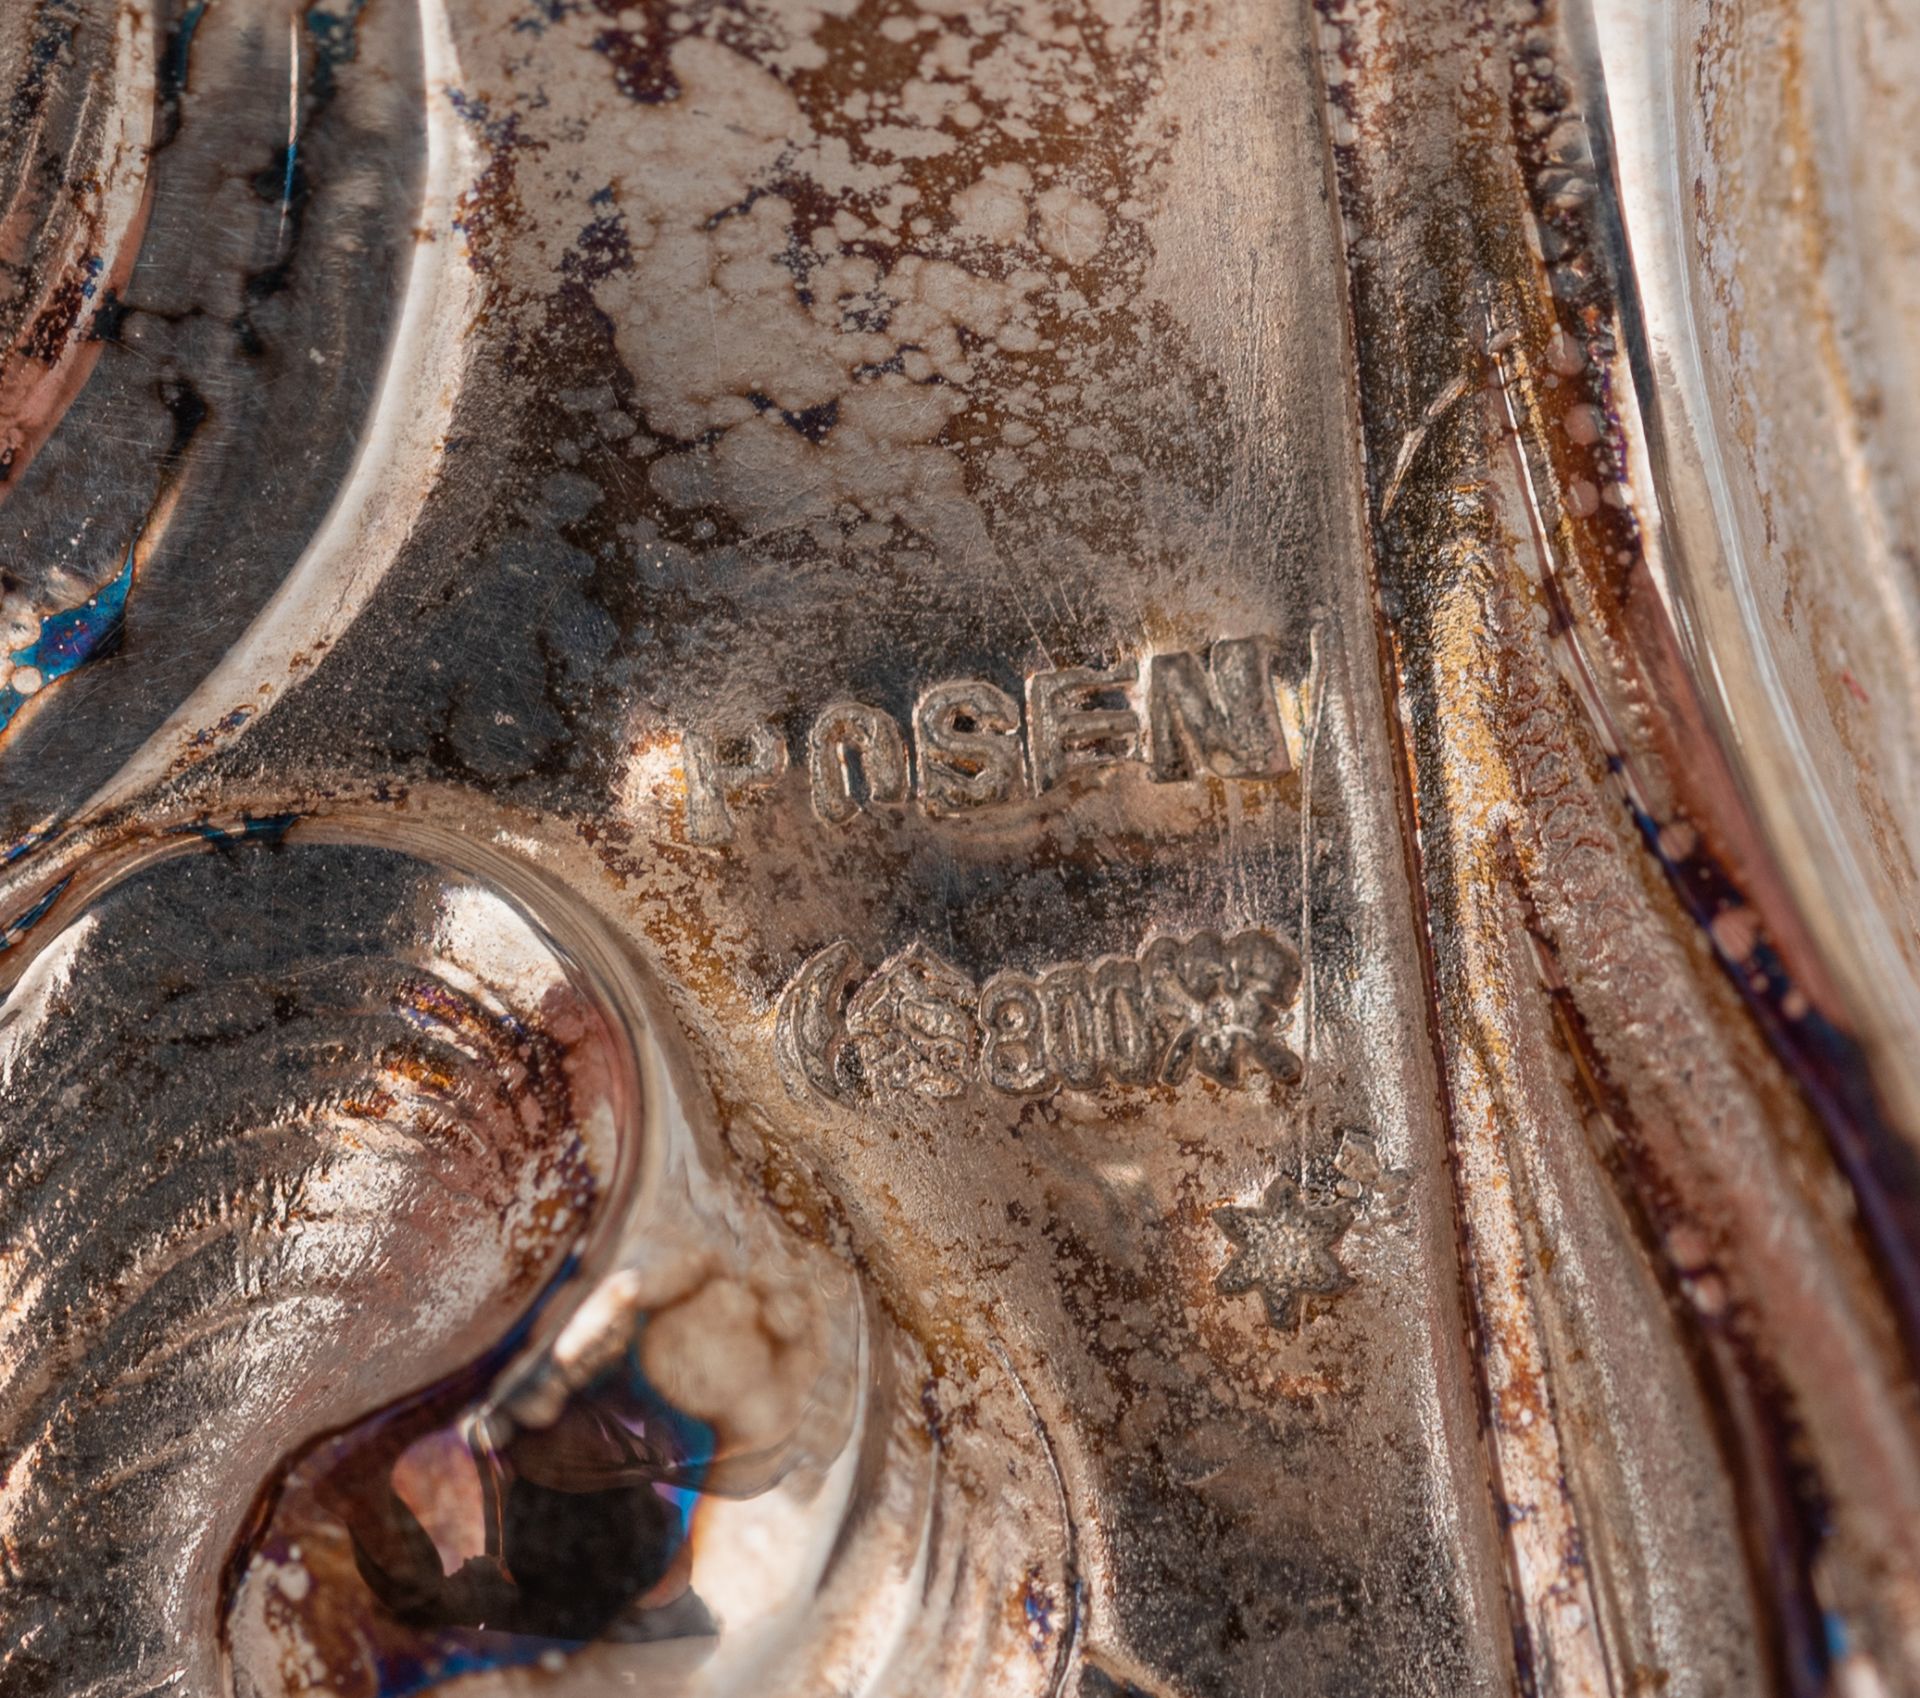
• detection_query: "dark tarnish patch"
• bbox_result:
[86,285,131,343]
[333,0,1227,824]
[307,0,373,105]
[158,372,210,462]
[560,204,634,284]
[19,254,103,365]
[748,390,839,444]
[446,97,539,280]
[587,2,682,106]
[1078,1673,1165,1698]
[232,1,374,357]
[4,0,80,135]
[155,0,213,151]
[1629,794,1920,1392]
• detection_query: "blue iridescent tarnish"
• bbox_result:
[0,872,68,950]
[0,540,134,733]
[168,811,301,848]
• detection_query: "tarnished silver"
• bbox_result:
[3,1,1920,1695]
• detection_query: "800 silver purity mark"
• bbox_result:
[5,1,1920,1696]
[777,927,1303,1104]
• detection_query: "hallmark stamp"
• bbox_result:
[1212,1130,1412,1329]
[846,945,977,1099]
[1212,1176,1355,1330]
[808,702,910,825]
[683,635,1301,844]
[681,722,786,845]
[775,927,1303,1104]
[915,678,1025,816]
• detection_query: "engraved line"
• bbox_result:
[984,1330,1082,1698]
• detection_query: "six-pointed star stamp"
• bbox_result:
[1212,1175,1356,1328]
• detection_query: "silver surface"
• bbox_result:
[0,1,1917,1695]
